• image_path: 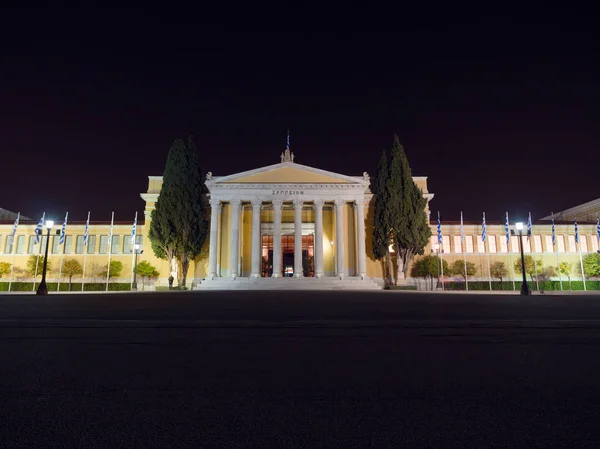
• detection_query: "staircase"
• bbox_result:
[193,276,382,290]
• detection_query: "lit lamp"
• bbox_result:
[515,222,531,296]
[131,243,144,291]
[36,220,54,296]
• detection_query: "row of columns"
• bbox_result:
[207,198,367,279]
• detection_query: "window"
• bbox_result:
[16,235,25,254]
[28,236,36,254]
[533,235,543,253]
[453,236,462,253]
[523,237,531,253]
[123,236,132,253]
[592,236,599,253]
[64,235,73,254]
[488,235,497,253]
[580,235,588,253]
[86,235,96,254]
[52,236,60,254]
[75,236,84,254]
[545,235,554,253]
[111,236,120,254]
[99,236,108,254]
[465,236,474,253]
[5,236,14,254]
[430,236,441,252]
[557,235,566,253]
[442,235,450,254]
[510,236,519,253]
[568,235,576,253]
[499,236,508,253]
[477,237,485,253]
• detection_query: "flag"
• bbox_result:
[575,217,579,244]
[108,216,114,251]
[596,213,600,242]
[10,212,20,238]
[505,212,510,245]
[59,212,68,245]
[551,213,556,247]
[131,212,137,250]
[460,211,465,243]
[437,212,442,245]
[527,212,532,241]
[286,129,290,150]
[34,213,45,244]
[83,212,90,246]
[481,213,487,242]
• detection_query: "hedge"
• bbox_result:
[0,282,131,292]
[155,286,188,291]
[442,280,600,291]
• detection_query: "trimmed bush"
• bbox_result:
[0,282,131,292]
[442,280,600,291]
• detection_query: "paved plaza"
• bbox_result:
[2,291,600,448]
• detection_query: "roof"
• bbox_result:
[0,208,31,221]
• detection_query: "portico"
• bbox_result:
[205,150,370,281]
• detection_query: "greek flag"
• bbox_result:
[286,129,290,150]
[59,212,68,245]
[481,213,487,242]
[596,214,600,242]
[10,212,20,238]
[575,217,579,244]
[505,212,510,245]
[527,212,532,241]
[460,211,465,243]
[437,212,442,245]
[34,213,45,244]
[83,212,90,246]
[551,213,556,247]
[131,212,137,250]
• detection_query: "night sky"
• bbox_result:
[2,9,599,224]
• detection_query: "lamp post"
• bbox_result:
[515,222,531,296]
[131,243,143,291]
[36,220,54,296]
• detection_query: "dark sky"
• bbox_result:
[2,8,599,224]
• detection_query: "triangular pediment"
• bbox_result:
[210,162,366,185]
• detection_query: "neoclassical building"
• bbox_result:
[0,146,598,290]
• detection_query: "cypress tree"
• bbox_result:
[394,139,431,279]
[149,136,208,287]
[372,150,393,286]
[386,136,405,284]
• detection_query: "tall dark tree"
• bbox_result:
[371,150,393,286]
[149,136,208,287]
[386,136,405,284]
[394,138,431,279]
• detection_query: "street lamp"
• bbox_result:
[131,243,144,291]
[36,220,54,296]
[515,222,531,296]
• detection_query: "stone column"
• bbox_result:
[293,199,303,278]
[313,199,324,278]
[208,198,221,279]
[272,199,283,278]
[230,199,241,278]
[334,199,345,279]
[250,199,262,278]
[355,199,367,279]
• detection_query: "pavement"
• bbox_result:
[2,291,600,448]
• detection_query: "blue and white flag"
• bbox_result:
[59,212,68,245]
[10,212,20,238]
[131,212,137,250]
[527,212,532,241]
[34,213,45,245]
[460,211,465,243]
[83,212,90,246]
[575,217,579,244]
[107,212,114,254]
[505,212,510,245]
[481,213,487,242]
[437,212,442,245]
[551,213,556,247]
[286,129,290,150]
[596,214,600,243]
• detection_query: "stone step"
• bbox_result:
[193,277,382,291]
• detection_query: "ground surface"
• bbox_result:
[2,291,600,448]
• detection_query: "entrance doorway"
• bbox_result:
[261,234,314,277]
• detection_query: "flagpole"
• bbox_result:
[483,213,492,291]
[578,243,586,291]
[528,212,539,291]
[57,212,68,292]
[130,212,137,290]
[551,213,563,291]
[106,211,114,292]
[460,212,468,291]
[33,212,45,292]
[81,212,90,292]
[506,212,516,291]
[8,212,19,292]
